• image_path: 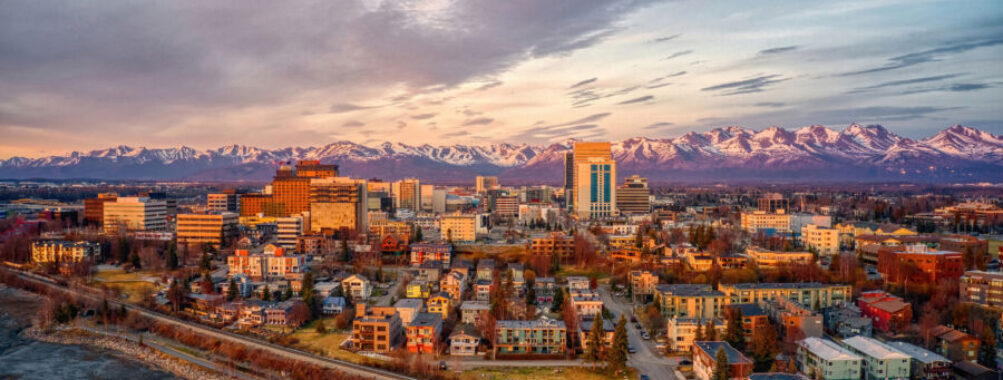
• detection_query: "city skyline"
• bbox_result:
[2,0,1002,159]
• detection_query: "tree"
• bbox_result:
[166,242,179,270]
[725,307,745,351]
[978,326,997,368]
[226,277,239,301]
[705,319,717,341]
[262,285,272,301]
[607,315,629,374]
[340,235,351,262]
[584,312,604,370]
[129,248,141,269]
[302,272,316,316]
[414,227,423,242]
[283,285,293,301]
[200,252,212,271]
[315,318,327,333]
[551,288,565,312]
[713,347,730,380]
[695,319,705,342]
[167,279,187,312]
[750,321,780,372]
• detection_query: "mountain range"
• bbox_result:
[2,124,1001,183]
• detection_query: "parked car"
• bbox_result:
[630,315,637,323]
[641,332,651,340]
[639,375,651,380]
[628,345,637,353]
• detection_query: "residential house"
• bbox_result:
[534,277,557,304]
[476,259,495,281]
[796,337,863,380]
[321,297,346,315]
[426,292,452,319]
[406,312,442,353]
[578,316,615,349]
[342,274,372,302]
[474,279,493,302]
[351,304,404,353]
[439,270,466,302]
[930,325,979,362]
[449,324,481,356]
[407,281,432,299]
[460,301,490,325]
[417,261,442,283]
[692,341,753,380]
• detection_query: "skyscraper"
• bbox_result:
[475,176,498,194]
[616,175,650,215]
[570,142,612,209]
[392,178,421,211]
[574,157,616,219]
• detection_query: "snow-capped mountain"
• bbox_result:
[2,125,1001,183]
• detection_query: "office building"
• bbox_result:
[563,152,574,208]
[440,214,476,242]
[475,176,498,194]
[877,245,963,284]
[309,177,368,234]
[802,224,840,255]
[176,212,238,248]
[83,193,117,226]
[616,175,651,215]
[31,241,100,263]
[493,195,519,218]
[569,142,612,209]
[276,216,303,249]
[207,191,239,213]
[574,156,616,219]
[103,196,168,234]
[392,178,421,211]
[759,193,789,213]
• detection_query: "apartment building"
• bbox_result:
[406,312,442,353]
[426,293,452,320]
[959,270,1003,308]
[570,290,603,319]
[726,303,769,345]
[207,192,239,213]
[692,341,753,380]
[718,283,851,311]
[411,243,452,268]
[460,301,490,325]
[440,214,477,242]
[797,337,863,380]
[746,246,814,268]
[439,270,466,302]
[529,234,575,258]
[740,211,791,234]
[275,216,303,250]
[841,336,911,380]
[655,284,727,319]
[393,298,425,327]
[666,317,726,352]
[495,320,567,355]
[227,245,305,280]
[103,196,168,234]
[31,240,100,263]
[885,341,952,380]
[877,245,963,284]
[802,224,840,255]
[929,325,979,362]
[176,212,238,248]
[761,297,823,340]
[351,305,403,353]
[629,269,659,296]
[857,290,912,332]
[392,178,421,211]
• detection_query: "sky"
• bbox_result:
[1,0,1002,158]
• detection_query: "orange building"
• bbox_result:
[405,312,442,353]
[295,160,338,178]
[83,193,117,226]
[877,245,963,284]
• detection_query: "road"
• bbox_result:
[599,286,678,380]
[2,266,416,380]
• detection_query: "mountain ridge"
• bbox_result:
[3,124,1001,183]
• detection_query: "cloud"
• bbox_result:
[814,106,964,122]
[646,83,671,89]
[901,82,993,95]
[701,74,789,95]
[411,113,437,120]
[442,130,470,138]
[650,34,681,43]
[617,95,654,105]
[569,77,598,89]
[662,50,693,61]
[753,102,786,108]
[850,74,964,92]
[396,120,407,129]
[331,103,378,113]
[643,121,673,129]
[841,38,1003,76]
[507,113,612,142]
[477,80,503,91]
[462,117,494,126]
[342,120,365,127]
[758,45,799,55]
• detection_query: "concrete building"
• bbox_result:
[885,341,952,380]
[857,290,912,333]
[103,196,168,234]
[655,284,727,319]
[959,270,1003,308]
[309,177,368,234]
[718,283,852,311]
[493,196,519,218]
[745,246,814,268]
[207,192,239,213]
[616,175,651,215]
[841,336,911,380]
[495,319,567,355]
[392,178,421,211]
[351,305,403,353]
[31,240,100,263]
[878,245,963,284]
[666,317,726,352]
[797,337,863,380]
[568,141,612,210]
[741,211,791,235]
[574,156,617,219]
[475,176,499,194]
[802,224,840,255]
[176,212,238,248]
[83,193,117,226]
[440,214,477,242]
[275,216,303,249]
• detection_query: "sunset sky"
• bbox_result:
[1,0,1001,158]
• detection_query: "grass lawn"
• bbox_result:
[94,268,159,282]
[289,319,373,364]
[93,268,160,303]
[460,366,635,380]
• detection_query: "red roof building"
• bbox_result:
[857,290,912,333]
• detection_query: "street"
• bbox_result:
[599,286,678,380]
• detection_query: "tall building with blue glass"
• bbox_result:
[574,156,616,219]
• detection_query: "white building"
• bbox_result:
[841,336,911,380]
[103,197,167,234]
[797,337,863,380]
[276,216,303,250]
[802,224,840,255]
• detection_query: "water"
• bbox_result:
[0,286,177,380]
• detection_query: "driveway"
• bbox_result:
[599,286,677,380]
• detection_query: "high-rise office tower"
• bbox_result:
[309,177,368,234]
[574,157,617,219]
[475,176,499,194]
[392,178,421,211]
[570,142,612,210]
[563,152,574,208]
[616,175,650,214]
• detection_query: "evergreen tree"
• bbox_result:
[283,285,293,301]
[583,312,604,370]
[695,319,705,342]
[302,272,316,316]
[226,277,238,301]
[551,288,565,312]
[166,242,178,270]
[713,347,730,380]
[607,315,629,374]
[261,285,271,301]
[978,326,998,368]
[414,227,423,242]
[750,321,780,372]
[340,235,351,262]
[128,248,141,268]
[200,252,211,271]
[725,308,745,351]
[705,319,717,341]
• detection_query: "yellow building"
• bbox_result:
[176,212,238,247]
[31,241,101,263]
[309,177,368,234]
[426,293,452,319]
[740,211,791,234]
[103,196,168,234]
[440,214,476,242]
[407,282,431,299]
[745,246,814,268]
[718,283,851,310]
[630,270,659,295]
[655,284,727,319]
[801,224,839,255]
